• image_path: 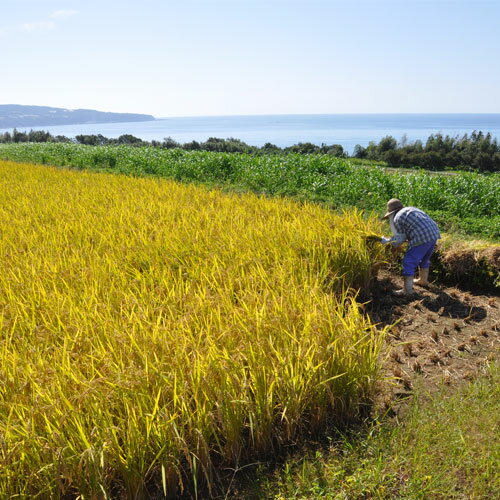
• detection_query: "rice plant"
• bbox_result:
[0,143,498,223]
[0,161,387,497]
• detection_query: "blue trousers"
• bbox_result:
[402,240,437,276]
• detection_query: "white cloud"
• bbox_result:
[49,10,80,19]
[21,21,56,32]
[0,21,55,35]
[0,10,79,36]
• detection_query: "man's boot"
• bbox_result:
[393,275,415,296]
[414,267,430,287]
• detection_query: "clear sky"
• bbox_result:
[2,0,500,117]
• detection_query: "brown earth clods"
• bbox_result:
[365,270,499,416]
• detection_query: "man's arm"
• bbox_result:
[381,233,406,247]
[381,215,407,246]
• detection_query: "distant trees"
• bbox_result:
[75,134,109,146]
[353,144,367,159]
[162,137,181,149]
[285,142,319,154]
[1,128,498,172]
[74,134,147,146]
[116,134,145,145]
[151,137,346,157]
[323,144,346,157]
[0,129,71,144]
[261,142,281,153]
[202,137,254,153]
[378,135,397,153]
[183,140,202,151]
[353,131,500,172]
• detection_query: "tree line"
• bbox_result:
[1,128,498,172]
[0,129,348,156]
[353,131,500,172]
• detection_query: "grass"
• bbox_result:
[0,160,389,498]
[0,143,498,239]
[244,363,500,499]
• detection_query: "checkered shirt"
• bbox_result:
[392,207,441,247]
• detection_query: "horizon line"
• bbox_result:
[156,112,500,120]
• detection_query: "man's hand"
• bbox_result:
[364,234,383,243]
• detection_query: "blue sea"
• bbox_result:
[4,114,500,154]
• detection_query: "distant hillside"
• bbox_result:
[0,105,155,129]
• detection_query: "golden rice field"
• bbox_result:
[0,161,387,498]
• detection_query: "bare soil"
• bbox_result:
[366,270,499,416]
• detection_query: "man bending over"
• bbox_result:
[381,198,440,296]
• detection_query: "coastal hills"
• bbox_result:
[0,105,155,129]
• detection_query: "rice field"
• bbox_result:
[0,161,388,498]
[0,143,499,240]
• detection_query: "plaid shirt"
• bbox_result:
[391,207,440,247]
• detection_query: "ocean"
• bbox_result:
[3,114,500,154]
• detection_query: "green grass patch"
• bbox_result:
[247,363,500,499]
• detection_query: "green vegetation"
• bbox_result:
[2,128,500,172]
[244,363,500,499]
[354,131,500,172]
[1,142,499,239]
[0,129,349,157]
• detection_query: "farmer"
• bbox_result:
[380,198,440,296]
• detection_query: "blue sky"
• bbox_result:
[1,0,499,117]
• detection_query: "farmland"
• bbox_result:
[0,143,499,239]
[0,161,388,497]
[0,145,498,498]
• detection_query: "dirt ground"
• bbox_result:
[365,270,499,415]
